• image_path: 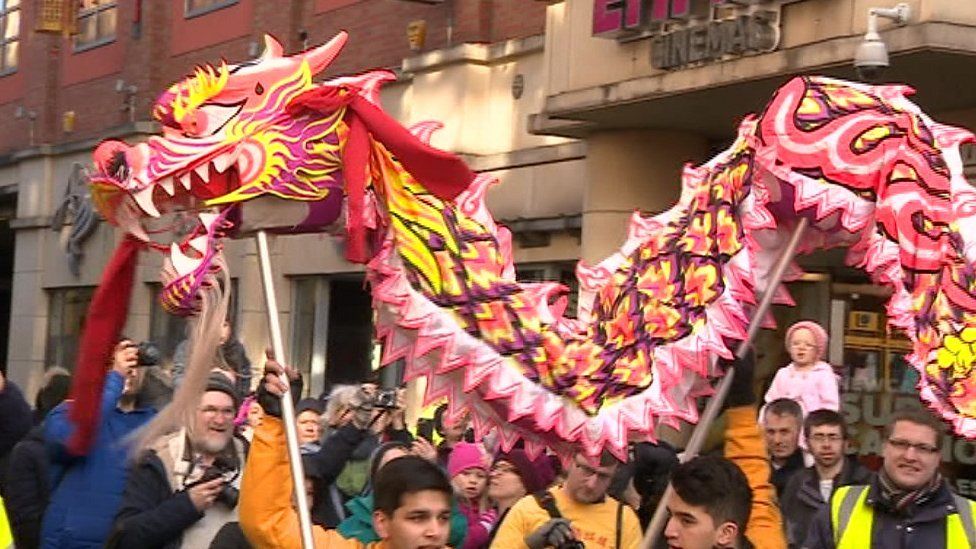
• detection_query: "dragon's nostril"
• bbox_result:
[107,151,129,180]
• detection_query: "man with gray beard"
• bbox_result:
[106,373,247,549]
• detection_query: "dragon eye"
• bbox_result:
[188,103,242,137]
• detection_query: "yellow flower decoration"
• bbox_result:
[936,327,976,378]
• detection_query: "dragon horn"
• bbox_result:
[299,31,348,75]
[260,34,284,59]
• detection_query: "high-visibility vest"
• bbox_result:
[0,495,12,549]
[830,484,976,548]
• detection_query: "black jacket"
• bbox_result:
[803,476,971,548]
[771,448,805,499]
[781,455,874,548]
[105,450,205,549]
[3,426,50,549]
[309,424,413,527]
[0,380,33,493]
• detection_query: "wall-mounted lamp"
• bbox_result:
[854,3,910,82]
[407,20,427,52]
[115,79,138,123]
[14,105,37,146]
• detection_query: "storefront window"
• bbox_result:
[290,276,372,395]
[147,280,238,363]
[45,286,95,372]
[516,262,579,318]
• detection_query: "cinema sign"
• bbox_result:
[592,0,806,70]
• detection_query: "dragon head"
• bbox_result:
[88,33,372,315]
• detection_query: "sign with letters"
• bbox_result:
[592,0,806,70]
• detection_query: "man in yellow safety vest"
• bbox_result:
[803,408,976,548]
[1,495,13,549]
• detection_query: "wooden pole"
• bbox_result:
[255,230,316,549]
[641,218,809,547]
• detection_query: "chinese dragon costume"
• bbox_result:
[68,33,976,459]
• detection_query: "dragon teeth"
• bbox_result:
[160,178,176,196]
[194,162,210,183]
[179,172,192,190]
[198,212,218,231]
[133,187,161,218]
[169,243,203,277]
[188,236,208,254]
[212,149,239,173]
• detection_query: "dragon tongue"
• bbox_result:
[133,186,161,218]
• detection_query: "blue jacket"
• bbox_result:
[40,371,155,549]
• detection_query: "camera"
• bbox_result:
[853,34,888,83]
[558,541,584,549]
[373,388,399,409]
[186,455,240,508]
[128,341,162,367]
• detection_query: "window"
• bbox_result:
[516,262,580,319]
[46,286,96,372]
[185,0,238,18]
[75,0,116,51]
[0,0,19,73]
[147,279,239,364]
[291,276,373,396]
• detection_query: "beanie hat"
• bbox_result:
[786,320,828,360]
[296,397,324,416]
[494,449,556,494]
[206,372,241,408]
[447,442,487,478]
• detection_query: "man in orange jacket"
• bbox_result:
[662,351,786,549]
[239,360,454,548]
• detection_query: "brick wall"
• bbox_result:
[0,0,547,156]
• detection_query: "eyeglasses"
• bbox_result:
[886,438,939,455]
[200,406,236,418]
[809,433,843,443]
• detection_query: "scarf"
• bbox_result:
[878,468,942,514]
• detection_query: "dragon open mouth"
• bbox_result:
[90,141,242,315]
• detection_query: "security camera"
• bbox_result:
[853,3,910,83]
[854,33,888,82]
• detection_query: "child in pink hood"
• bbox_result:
[763,320,840,416]
[447,442,495,549]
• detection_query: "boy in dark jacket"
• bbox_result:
[4,368,72,549]
[0,368,33,493]
[779,409,872,548]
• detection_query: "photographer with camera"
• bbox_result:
[309,381,412,528]
[240,355,454,548]
[106,372,248,549]
[490,450,643,549]
[40,339,158,549]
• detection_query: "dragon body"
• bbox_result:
[87,34,976,458]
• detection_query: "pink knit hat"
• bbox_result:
[447,442,487,478]
[786,320,828,359]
